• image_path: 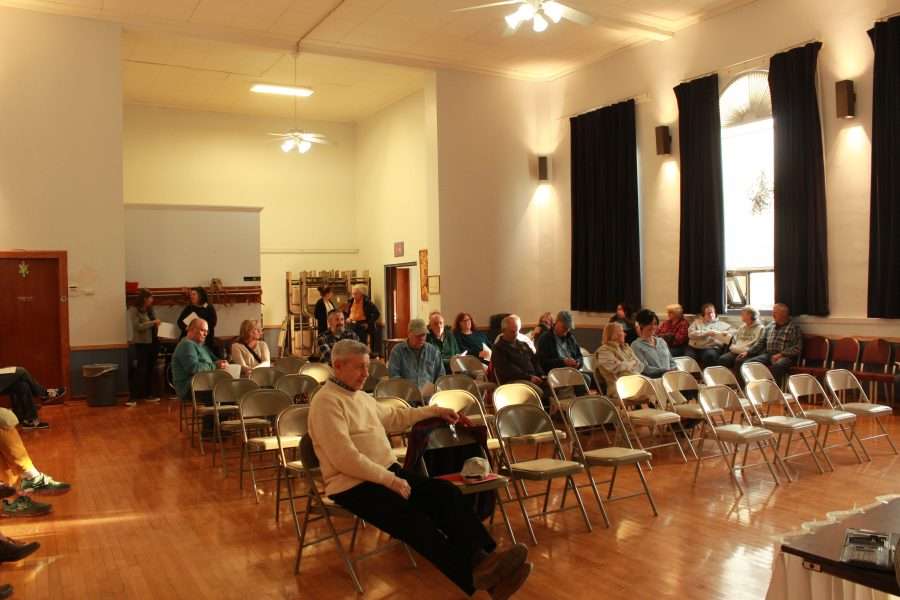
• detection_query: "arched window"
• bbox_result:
[720,71,774,311]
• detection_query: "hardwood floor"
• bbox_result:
[2,400,898,599]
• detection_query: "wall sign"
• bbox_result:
[393,241,404,258]
[418,249,429,301]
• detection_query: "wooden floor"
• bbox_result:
[2,399,898,599]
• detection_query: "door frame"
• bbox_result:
[384,261,417,340]
[0,250,70,390]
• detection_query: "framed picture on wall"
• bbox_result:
[418,249,429,301]
[428,275,440,295]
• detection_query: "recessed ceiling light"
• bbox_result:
[250,83,314,97]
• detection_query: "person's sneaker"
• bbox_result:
[0,496,52,518]
[0,485,16,500]
[20,474,71,496]
[490,561,533,600]
[20,420,49,430]
[0,536,40,562]
[474,544,529,591]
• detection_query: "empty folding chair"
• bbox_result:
[274,355,306,375]
[275,374,320,404]
[547,366,594,415]
[741,361,795,405]
[787,374,866,466]
[694,385,784,495]
[250,366,283,388]
[495,403,592,545]
[616,374,695,463]
[429,389,500,454]
[673,356,703,382]
[663,370,722,421]
[703,365,761,418]
[276,405,309,530]
[362,359,389,393]
[211,378,259,474]
[745,380,827,475]
[450,355,497,396]
[493,383,567,447]
[293,435,417,592]
[189,370,233,454]
[374,377,423,406]
[825,369,897,458]
[299,362,334,385]
[568,395,657,525]
[434,376,493,428]
[239,389,294,501]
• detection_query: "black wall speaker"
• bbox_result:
[538,156,549,181]
[835,80,856,119]
[655,125,672,155]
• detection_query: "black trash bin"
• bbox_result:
[83,363,119,407]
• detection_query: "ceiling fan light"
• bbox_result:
[542,1,564,23]
[297,140,313,154]
[515,3,535,20]
[281,139,295,152]
[532,12,548,32]
[504,12,522,29]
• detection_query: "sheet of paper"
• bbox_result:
[459,350,468,356]
[157,322,180,339]
[224,364,242,379]
[481,343,491,353]
[182,312,199,327]
[0,367,16,375]
[253,361,271,369]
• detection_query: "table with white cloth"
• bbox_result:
[767,495,900,600]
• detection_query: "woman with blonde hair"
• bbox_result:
[230,319,271,377]
[594,322,644,397]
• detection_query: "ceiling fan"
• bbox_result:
[452,0,594,33]
[268,51,327,154]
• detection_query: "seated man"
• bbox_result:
[426,311,460,373]
[309,339,531,598]
[492,314,535,353]
[492,315,545,387]
[0,367,65,430]
[737,303,802,383]
[536,310,584,374]
[171,319,228,435]
[388,319,445,399]
[317,309,359,365]
[0,407,70,519]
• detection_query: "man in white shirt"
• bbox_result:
[308,340,532,598]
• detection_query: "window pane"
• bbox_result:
[748,271,774,311]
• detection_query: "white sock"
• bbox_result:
[22,468,40,481]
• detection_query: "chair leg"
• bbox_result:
[495,489,517,544]
[757,441,781,485]
[326,512,364,594]
[718,440,744,495]
[851,423,873,462]
[286,476,303,541]
[798,432,826,475]
[239,444,246,491]
[634,463,659,516]
[541,480,552,515]
[275,466,283,523]
[510,478,537,545]
[838,424,865,464]
[671,422,694,462]
[401,543,418,568]
[606,466,618,500]
[248,448,261,503]
[294,494,314,574]
[876,418,898,454]
[567,476,593,533]
[584,466,610,527]
[692,436,706,485]
[815,424,836,471]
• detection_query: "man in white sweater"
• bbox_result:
[308,340,531,598]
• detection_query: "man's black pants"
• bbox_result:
[0,367,44,423]
[330,464,496,595]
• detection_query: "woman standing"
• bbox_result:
[630,309,676,378]
[594,322,644,397]
[128,289,161,406]
[453,313,492,364]
[230,320,271,377]
[314,286,335,337]
[178,287,219,355]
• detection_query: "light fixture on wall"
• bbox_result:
[455,0,594,35]
[250,83,314,97]
[835,80,856,119]
[266,50,327,154]
[655,125,672,155]
[537,156,550,181]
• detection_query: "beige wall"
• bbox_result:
[123,105,358,325]
[0,8,124,346]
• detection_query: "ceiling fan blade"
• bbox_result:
[559,3,595,26]
[452,0,522,13]
[267,132,289,137]
[307,138,329,145]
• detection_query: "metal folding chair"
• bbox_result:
[374,377,423,406]
[249,366,283,388]
[825,369,897,458]
[189,370,233,453]
[211,378,258,474]
[239,389,294,502]
[299,362,334,385]
[275,374,321,404]
[787,374,866,467]
[615,375,695,464]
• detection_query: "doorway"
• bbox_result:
[384,262,418,340]
[0,251,70,389]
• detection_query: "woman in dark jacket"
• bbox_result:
[453,312,492,364]
[313,285,335,336]
[177,287,219,355]
[609,302,638,345]
[343,284,380,354]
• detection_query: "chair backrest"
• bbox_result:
[274,355,307,375]
[547,366,588,392]
[825,368,869,406]
[702,366,742,394]
[581,352,596,374]
[860,338,892,370]
[191,370,233,394]
[429,389,483,420]
[299,362,334,384]
[435,374,481,399]
[213,379,259,406]
[276,405,310,465]
[745,379,786,409]
[740,361,777,384]
[787,374,835,408]
[450,355,488,379]
[698,385,745,424]
[240,389,292,422]
[376,396,412,412]
[663,370,700,406]
[615,374,663,408]
[567,395,620,430]
[374,378,423,405]
[493,382,542,411]
[829,338,860,368]
[673,356,702,376]
[799,335,829,365]
[299,434,320,471]
[368,359,389,380]
[495,403,554,440]
[275,374,321,404]
[250,366,283,388]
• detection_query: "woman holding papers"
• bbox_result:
[127,289,161,406]
[177,287,219,355]
[230,320,271,377]
[686,303,734,368]
[452,313,492,364]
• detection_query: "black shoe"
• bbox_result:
[0,584,11,599]
[0,485,15,500]
[20,420,49,430]
[0,536,39,562]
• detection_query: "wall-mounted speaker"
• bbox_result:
[655,125,672,155]
[835,80,856,119]
[537,156,550,181]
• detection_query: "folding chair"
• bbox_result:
[494,383,567,447]
[276,405,309,530]
[495,403,592,545]
[663,370,721,421]
[568,395,657,525]
[250,366,283,388]
[674,356,703,382]
[299,362,334,385]
[745,380,827,476]
[274,355,306,375]
[239,389,294,502]
[825,369,897,458]
[374,377,423,406]
[547,366,593,415]
[450,355,498,396]
[275,374,321,404]
[363,359,389,393]
[429,389,499,453]
[741,361,795,405]
[693,385,783,495]
[787,374,866,467]
[189,370,233,454]
[211,378,259,474]
[616,375,695,464]
[294,435,417,593]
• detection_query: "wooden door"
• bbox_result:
[0,252,69,388]
[394,268,411,338]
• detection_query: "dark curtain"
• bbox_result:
[570,99,641,311]
[768,42,830,315]
[867,17,900,317]
[674,74,725,314]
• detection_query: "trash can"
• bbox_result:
[83,363,119,407]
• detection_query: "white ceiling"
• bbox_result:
[0,0,757,121]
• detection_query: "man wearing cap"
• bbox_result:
[536,310,584,374]
[388,318,445,400]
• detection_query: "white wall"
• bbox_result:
[0,8,124,346]
[123,105,358,326]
